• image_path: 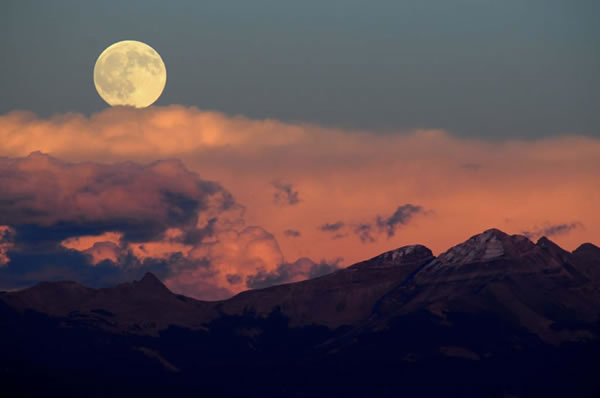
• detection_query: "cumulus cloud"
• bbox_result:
[0,152,230,243]
[84,241,123,265]
[272,180,300,206]
[0,153,235,294]
[0,153,329,299]
[164,226,285,299]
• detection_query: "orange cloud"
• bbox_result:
[62,232,124,265]
[165,226,284,299]
[1,106,599,298]
[0,152,334,298]
[62,232,123,252]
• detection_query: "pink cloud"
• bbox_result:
[1,107,599,298]
[0,152,336,299]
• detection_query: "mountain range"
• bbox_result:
[1,228,599,397]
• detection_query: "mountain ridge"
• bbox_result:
[2,228,599,336]
[2,227,600,398]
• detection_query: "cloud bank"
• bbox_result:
[0,153,335,299]
[1,106,599,297]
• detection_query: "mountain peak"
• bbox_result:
[574,242,600,254]
[138,272,166,288]
[351,245,434,270]
[536,236,568,252]
[132,273,172,295]
[376,245,433,262]
[536,236,553,245]
[435,229,534,267]
[480,228,509,238]
[140,272,162,285]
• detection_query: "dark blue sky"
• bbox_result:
[2,0,598,138]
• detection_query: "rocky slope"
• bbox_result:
[216,244,434,327]
[371,229,600,343]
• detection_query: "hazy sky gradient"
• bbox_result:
[2,0,599,138]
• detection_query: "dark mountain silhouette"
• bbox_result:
[1,229,599,397]
[1,270,216,335]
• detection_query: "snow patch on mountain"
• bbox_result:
[389,245,418,260]
[437,229,509,266]
[352,244,434,271]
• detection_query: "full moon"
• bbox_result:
[93,40,166,108]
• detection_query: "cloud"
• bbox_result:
[353,223,376,244]
[164,226,286,299]
[226,273,243,285]
[283,229,301,238]
[522,223,582,240]
[272,180,300,206]
[0,106,599,282]
[0,153,237,294]
[319,205,423,243]
[246,257,342,290]
[376,204,423,237]
[84,241,123,265]
[319,222,345,232]
[0,152,230,244]
[0,153,329,299]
